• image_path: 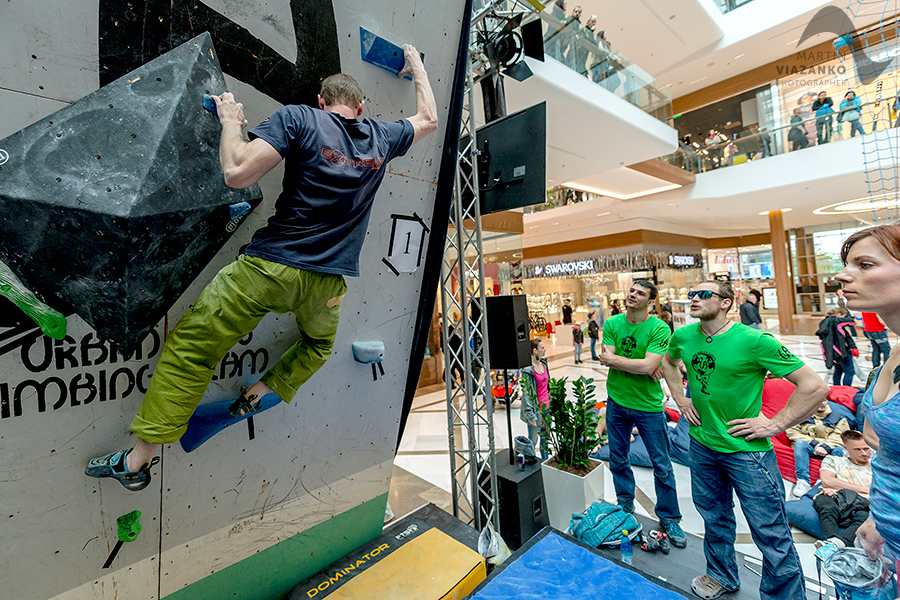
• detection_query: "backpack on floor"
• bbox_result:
[570,501,641,547]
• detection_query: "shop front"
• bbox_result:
[705,245,779,318]
[522,249,705,337]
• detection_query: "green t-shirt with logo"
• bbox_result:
[667,322,805,453]
[601,314,670,412]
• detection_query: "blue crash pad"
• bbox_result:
[468,530,685,599]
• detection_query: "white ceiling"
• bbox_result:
[522,133,886,247]
[572,0,724,76]
[501,56,679,185]
[566,166,681,199]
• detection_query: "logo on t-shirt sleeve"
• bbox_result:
[690,351,717,394]
[777,345,795,361]
[321,146,385,170]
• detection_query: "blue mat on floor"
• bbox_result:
[468,529,686,599]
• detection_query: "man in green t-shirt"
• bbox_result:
[661,280,827,600]
[599,279,685,548]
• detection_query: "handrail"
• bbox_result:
[663,96,891,173]
[524,8,672,117]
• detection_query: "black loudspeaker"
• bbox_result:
[495,452,548,550]
[486,295,531,370]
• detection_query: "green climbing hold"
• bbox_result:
[116,510,142,542]
[0,259,67,339]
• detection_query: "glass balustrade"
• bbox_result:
[713,0,757,14]
[660,98,889,174]
[529,9,672,120]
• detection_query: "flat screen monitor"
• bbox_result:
[472,101,546,215]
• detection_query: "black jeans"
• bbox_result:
[813,489,869,546]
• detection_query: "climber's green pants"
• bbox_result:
[131,254,347,444]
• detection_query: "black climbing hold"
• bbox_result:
[0,33,262,353]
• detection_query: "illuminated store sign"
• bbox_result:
[668,254,697,267]
[532,260,596,277]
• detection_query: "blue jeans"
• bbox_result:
[527,423,549,460]
[848,119,865,137]
[690,440,806,600]
[865,330,891,368]
[747,323,760,330]
[606,399,681,524]
[793,441,845,483]
[573,343,582,362]
[590,337,598,359]
[833,354,854,386]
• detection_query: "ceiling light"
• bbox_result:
[596,212,610,217]
[562,181,681,200]
[734,53,745,59]
[758,208,794,215]
[814,196,900,215]
[786,39,799,46]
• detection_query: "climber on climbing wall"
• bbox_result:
[86,44,437,491]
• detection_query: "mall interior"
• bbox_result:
[398,0,900,597]
[3,0,900,598]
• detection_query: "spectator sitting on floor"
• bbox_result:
[787,399,851,497]
[812,429,872,549]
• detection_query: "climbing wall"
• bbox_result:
[0,1,467,599]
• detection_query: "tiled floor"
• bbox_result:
[392,326,890,588]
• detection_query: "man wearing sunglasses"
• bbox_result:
[599,279,686,548]
[661,281,827,600]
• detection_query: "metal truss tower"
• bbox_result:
[440,63,500,533]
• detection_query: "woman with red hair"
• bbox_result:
[836,224,900,572]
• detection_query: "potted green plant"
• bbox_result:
[535,376,605,530]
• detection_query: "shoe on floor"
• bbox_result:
[691,574,738,599]
[657,530,670,555]
[641,530,660,552]
[663,522,687,548]
[85,448,160,491]
[792,479,812,497]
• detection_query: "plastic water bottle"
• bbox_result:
[620,529,633,565]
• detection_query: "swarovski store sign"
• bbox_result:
[531,259,597,278]
[526,251,703,278]
[668,254,697,267]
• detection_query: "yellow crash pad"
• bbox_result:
[303,528,485,600]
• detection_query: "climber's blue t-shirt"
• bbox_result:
[244,104,415,277]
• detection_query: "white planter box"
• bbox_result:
[540,457,606,532]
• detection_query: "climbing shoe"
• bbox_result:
[229,387,262,418]
[85,449,160,492]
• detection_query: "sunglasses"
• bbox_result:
[687,290,728,300]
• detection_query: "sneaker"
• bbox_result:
[691,574,738,599]
[85,449,159,492]
[663,522,687,548]
[792,479,812,498]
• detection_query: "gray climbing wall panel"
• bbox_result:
[0,1,467,599]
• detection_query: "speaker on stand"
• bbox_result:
[485,294,532,466]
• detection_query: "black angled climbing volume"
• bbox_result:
[0,33,262,353]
